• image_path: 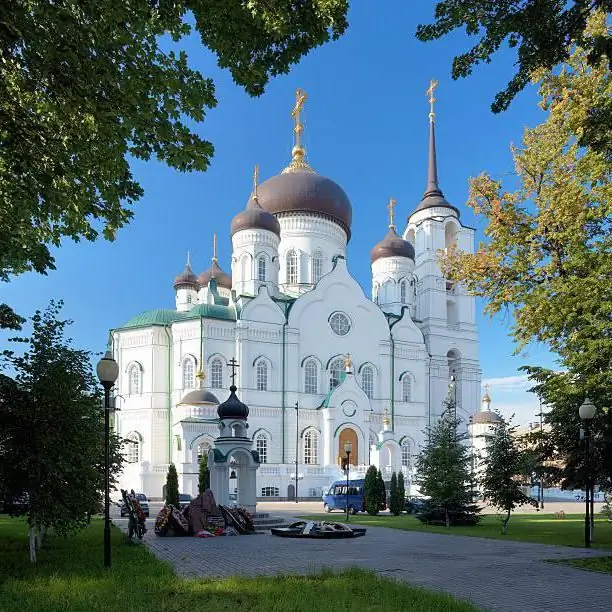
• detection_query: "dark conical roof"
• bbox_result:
[198,260,232,290]
[371,226,415,263]
[411,116,460,218]
[231,198,281,237]
[217,385,249,420]
[173,262,199,289]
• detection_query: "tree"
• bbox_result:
[416,401,480,527]
[198,454,210,495]
[0,1,349,325]
[398,471,406,506]
[377,469,387,511]
[481,419,537,534]
[364,465,380,515]
[416,3,611,157]
[440,15,612,401]
[389,472,403,516]
[165,463,179,507]
[0,301,124,562]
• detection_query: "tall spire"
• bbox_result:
[425,79,442,198]
[282,87,315,174]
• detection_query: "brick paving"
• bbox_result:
[114,514,612,612]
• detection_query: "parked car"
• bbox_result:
[1,494,28,516]
[404,497,428,515]
[178,493,192,509]
[120,493,149,517]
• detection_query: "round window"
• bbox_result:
[329,312,351,336]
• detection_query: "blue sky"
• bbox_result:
[1,1,557,424]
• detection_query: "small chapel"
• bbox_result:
[111,84,481,500]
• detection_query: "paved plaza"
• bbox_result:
[115,506,612,612]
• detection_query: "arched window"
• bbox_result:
[303,430,318,465]
[241,254,250,281]
[187,294,192,304]
[311,252,323,283]
[182,357,195,390]
[128,364,141,395]
[361,366,374,399]
[400,280,407,303]
[402,376,411,402]
[197,440,212,461]
[211,359,223,388]
[125,432,141,463]
[401,441,411,467]
[304,360,318,394]
[329,357,344,390]
[255,433,268,464]
[256,360,268,391]
[257,256,266,281]
[286,250,298,284]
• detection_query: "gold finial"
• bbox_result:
[387,197,396,229]
[426,79,439,121]
[196,367,206,381]
[344,352,353,371]
[212,232,218,263]
[483,383,491,403]
[252,164,259,202]
[282,87,316,174]
[383,407,391,427]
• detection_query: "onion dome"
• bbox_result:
[370,226,415,263]
[231,200,281,237]
[173,256,199,289]
[217,385,249,420]
[198,260,232,290]
[179,389,219,405]
[471,384,502,424]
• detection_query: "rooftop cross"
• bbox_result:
[426,79,439,121]
[186,250,191,267]
[212,232,218,263]
[292,88,307,150]
[228,357,240,386]
[252,164,259,202]
[387,197,396,229]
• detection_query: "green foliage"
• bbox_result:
[416,401,480,527]
[0,0,349,282]
[165,464,179,507]
[398,471,405,504]
[389,472,403,516]
[364,465,380,515]
[416,2,611,156]
[198,454,210,495]
[481,419,538,534]
[0,301,124,552]
[377,469,386,511]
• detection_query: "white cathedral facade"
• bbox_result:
[111,88,481,501]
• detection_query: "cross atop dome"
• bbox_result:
[282,88,316,175]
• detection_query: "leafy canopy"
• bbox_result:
[0,0,349,282]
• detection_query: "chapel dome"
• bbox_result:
[173,263,199,289]
[248,170,352,240]
[198,261,232,290]
[231,202,281,237]
[217,385,249,420]
[179,389,220,406]
[370,227,415,263]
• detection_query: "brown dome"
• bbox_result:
[198,260,232,290]
[231,201,281,237]
[249,170,352,240]
[173,263,199,289]
[179,389,219,405]
[370,227,415,263]
[471,411,502,425]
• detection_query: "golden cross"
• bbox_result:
[387,197,396,228]
[426,79,439,116]
[212,232,217,262]
[252,164,259,201]
[291,88,308,149]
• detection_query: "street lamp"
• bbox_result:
[579,397,596,548]
[96,350,119,568]
[294,402,299,503]
[344,441,352,522]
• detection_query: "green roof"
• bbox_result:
[119,304,236,330]
[319,372,347,408]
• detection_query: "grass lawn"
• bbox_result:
[553,556,612,574]
[298,512,612,549]
[0,516,478,612]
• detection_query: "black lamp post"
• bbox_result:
[344,441,352,522]
[579,397,596,548]
[294,402,300,503]
[96,350,119,568]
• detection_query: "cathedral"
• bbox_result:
[111,85,481,500]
